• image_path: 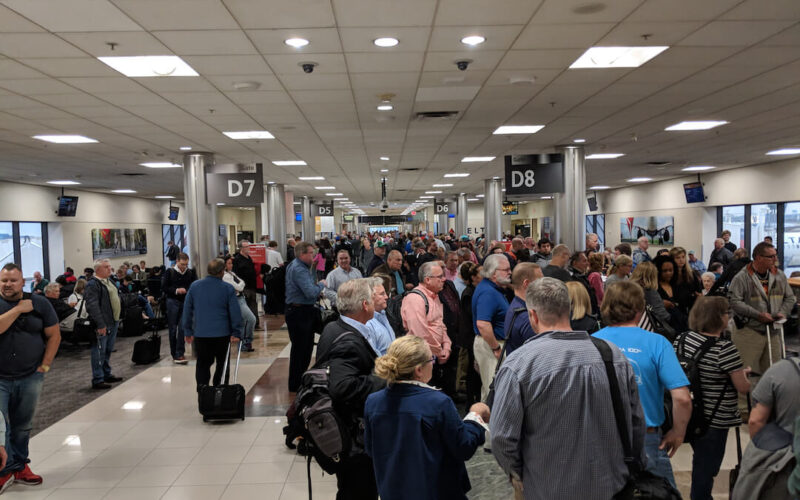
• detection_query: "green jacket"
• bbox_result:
[728,263,795,333]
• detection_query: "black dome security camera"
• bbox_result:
[455,59,472,71]
[299,62,318,74]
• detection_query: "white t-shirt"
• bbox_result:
[266,249,284,268]
[69,293,88,318]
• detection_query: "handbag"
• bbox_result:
[72,298,96,343]
[589,337,683,500]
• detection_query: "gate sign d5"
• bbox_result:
[316,202,333,216]
[206,172,264,205]
[504,154,564,197]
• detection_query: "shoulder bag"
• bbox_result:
[72,295,96,343]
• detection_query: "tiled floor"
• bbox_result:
[6,315,753,500]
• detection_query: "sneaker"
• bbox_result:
[0,473,13,494]
[13,465,42,486]
[92,382,112,390]
[173,357,188,365]
[104,376,123,383]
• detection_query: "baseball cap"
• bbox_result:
[688,250,695,255]
[375,240,386,248]
[460,235,470,242]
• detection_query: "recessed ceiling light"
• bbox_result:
[377,104,393,111]
[47,180,81,185]
[461,35,486,46]
[140,162,181,168]
[586,153,625,159]
[682,166,715,172]
[155,195,175,199]
[665,120,728,131]
[588,185,610,190]
[432,184,453,187]
[266,181,275,185]
[444,173,470,178]
[569,46,669,69]
[541,196,553,200]
[223,130,274,140]
[111,189,136,194]
[627,177,652,183]
[325,193,343,196]
[179,146,192,151]
[272,160,307,166]
[380,169,389,172]
[374,37,399,47]
[462,156,495,162]
[493,125,545,135]
[573,138,586,143]
[766,148,800,155]
[476,194,485,198]
[380,156,390,161]
[425,191,442,194]
[284,38,310,48]
[420,195,435,199]
[467,198,479,201]
[315,186,335,190]
[98,56,198,77]
[298,176,324,180]
[33,135,97,144]
[334,198,349,201]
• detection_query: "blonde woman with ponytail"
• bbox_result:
[364,335,490,500]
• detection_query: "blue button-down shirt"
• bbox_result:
[285,258,324,305]
[340,315,379,356]
[366,311,394,356]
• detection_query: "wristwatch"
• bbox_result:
[40,364,50,373]
[492,345,502,352]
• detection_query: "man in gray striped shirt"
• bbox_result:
[490,278,645,500]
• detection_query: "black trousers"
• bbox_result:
[242,288,258,326]
[286,304,316,392]
[430,346,459,397]
[194,336,231,390]
[335,453,378,500]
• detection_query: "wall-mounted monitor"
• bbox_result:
[295,212,302,222]
[501,202,519,215]
[587,196,598,212]
[168,206,180,220]
[683,182,705,203]
[343,214,354,222]
[57,196,79,216]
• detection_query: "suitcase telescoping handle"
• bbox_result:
[221,338,243,385]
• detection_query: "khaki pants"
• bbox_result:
[731,325,783,413]
[474,336,503,402]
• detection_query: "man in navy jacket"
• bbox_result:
[182,259,242,391]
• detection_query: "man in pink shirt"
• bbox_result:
[444,251,459,282]
[400,261,455,394]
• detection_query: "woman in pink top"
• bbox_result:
[312,244,326,280]
[587,252,605,305]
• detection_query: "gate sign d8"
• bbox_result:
[503,154,564,196]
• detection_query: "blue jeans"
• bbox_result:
[137,295,155,319]
[91,321,119,385]
[690,427,729,500]
[644,431,677,489]
[238,296,256,346]
[0,372,44,475]
[166,298,185,359]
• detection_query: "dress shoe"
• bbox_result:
[104,376,123,383]
[92,382,112,390]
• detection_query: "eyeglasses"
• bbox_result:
[759,253,778,259]
[497,268,511,273]
[427,274,445,280]
[427,355,437,364]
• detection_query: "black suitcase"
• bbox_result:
[132,332,161,364]
[119,306,145,337]
[198,342,245,422]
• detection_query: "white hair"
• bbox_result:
[93,259,110,271]
[336,279,374,316]
[481,254,506,278]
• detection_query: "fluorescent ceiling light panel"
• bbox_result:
[284,38,309,48]
[627,177,652,182]
[682,166,715,172]
[586,153,625,159]
[573,138,586,143]
[33,135,97,144]
[314,186,335,190]
[155,195,175,199]
[444,173,470,178]
[47,180,80,185]
[98,56,198,77]
[589,185,610,190]
[223,130,274,140]
[425,191,442,194]
[476,194,485,198]
[420,196,435,199]
[665,121,728,131]
[380,156,390,161]
[461,35,486,46]
[298,176,324,180]
[179,146,192,151]
[493,125,545,135]
[272,160,307,166]
[111,189,136,193]
[767,148,800,155]
[334,198,348,201]
[461,156,495,162]
[569,46,669,69]
[432,184,453,187]
[467,198,479,201]
[325,193,343,196]
[377,104,393,111]
[374,37,399,47]
[380,169,389,172]
[140,162,181,168]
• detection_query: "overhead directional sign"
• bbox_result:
[434,200,455,214]
[206,163,264,205]
[315,202,333,216]
[504,154,564,198]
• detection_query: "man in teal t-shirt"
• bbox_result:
[594,280,690,489]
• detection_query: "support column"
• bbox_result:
[437,213,448,235]
[302,196,315,242]
[259,185,268,238]
[484,178,502,249]
[183,152,218,277]
[267,183,287,259]
[456,194,468,237]
[553,145,586,251]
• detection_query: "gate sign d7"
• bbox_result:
[206,172,264,206]
[504,154,564,197]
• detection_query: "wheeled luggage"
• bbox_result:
[131,331,161,364]
[198,341,245,422]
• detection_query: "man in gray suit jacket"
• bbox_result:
[84,259,123,390]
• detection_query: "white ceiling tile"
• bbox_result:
[19,57,120,77]
[722,0,800,20]
[59,31,172,57]
[224,91,293,105]
[598,21,705,46]
[350,72,420,90]
[265,53,346,74]
[498,49,582,69]
[2,0,141,32]
[485,68,561,87]
[643,47,740,68]
[436,0,541,26]
[112,0,240,30]
[182,55,273,76]
[276,73,351,90]
[247,28,343,54]
[32,94,108,107]
[513,23,614,50]
[92,91,169,106]
[339,27,431,52]
[205,74,283,91]
[531,0,643,23]
[422,50,505,72]
[225,0,335,29]
[0,5,46,32]
[0,59,46,79]
[0,78,79,94]
[428,25,524,52]
[760,24,800,46]
[61,76,147,93]
[678,21,795,47]
[332,0,435,27]
[627,0,742,22]
[0,33,87,58]
[347,52,424,73]
[153,30,257,56]
[133,77,218,93]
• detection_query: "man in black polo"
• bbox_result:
[0,263,60,490]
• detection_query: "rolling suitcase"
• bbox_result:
[198,341,245,422]
[131,331,161,364]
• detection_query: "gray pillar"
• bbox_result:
[553,145,586,251]
[484,178,502,249]
[437,213,447,234]
[259,185,268,238]
[456,194,468,237]
[302,196,315,242]
[183,152,218,277]
[267,183,287,259]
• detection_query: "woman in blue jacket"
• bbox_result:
[364,335,489,500]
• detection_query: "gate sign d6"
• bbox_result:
[435,200,455,214]
[206,172,264,206]
[504,154,564,197]
[316,202,333,216]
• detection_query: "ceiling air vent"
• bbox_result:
[646,161,672,167]
[121,173,146,176]
[400,168,421,172]
[415,111,459,121]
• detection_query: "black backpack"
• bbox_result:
[384,289,428,338]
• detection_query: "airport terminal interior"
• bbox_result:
[1,0,800,499]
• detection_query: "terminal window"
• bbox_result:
[722,206,745,249]
[750,204,777,255]
[784,203,800,275]
[0,221,48,280]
